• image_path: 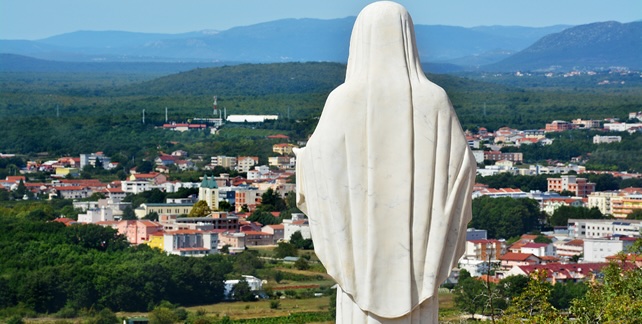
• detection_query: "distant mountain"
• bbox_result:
[0,18,569,66]
[0,53,229,74]
[485,21,642,72]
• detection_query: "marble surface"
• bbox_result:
[295,1,477,322]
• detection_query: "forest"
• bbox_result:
[1,63,641,168]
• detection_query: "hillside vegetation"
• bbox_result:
[0,62,641,160]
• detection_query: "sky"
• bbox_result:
[1,0,640,40]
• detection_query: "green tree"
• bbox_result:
[453,274,487,319]
[626,209,642,220]
[231,278,255,302]
[143,211,159,221]
[294,257,310,270]
[274,242,298,259]
[470,196,543,239]
[148,306,179,324]
[500,271,564,323]
[290,231,313,250]
[121,205,137,220]
[570,242,642,322]
[550,206,605,227]
[189,200,212,217]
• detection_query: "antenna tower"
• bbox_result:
[213,96,218,116]
[142,109,146,124]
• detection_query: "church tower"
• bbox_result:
[198,174,219,211]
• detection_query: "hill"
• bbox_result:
[0,19,568,66]
[485,21,642,72]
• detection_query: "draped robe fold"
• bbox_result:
[295,1,477,322]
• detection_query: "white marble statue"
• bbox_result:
[294,1,476,323]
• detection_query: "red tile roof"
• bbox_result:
[500,252,539,261]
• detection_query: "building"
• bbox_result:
[226,115,278,123]
[541,197,585,215]
[483,151,523,163]
[465,228,487,241]
[547,175,595,197]
[593,135,621,144]
[262,224,285,242]
[224,275,263,299]
[519,242,556,257]
[504,263,609,284]
[135,203,194,218]
[584,237,637,262]
[272,143,298,155]
[554,239,584,259]
[499,252,541,270]
[568,218,642,239]
[611,194,642,219]
[464,239,506,261]
[234,188,262,212]
[77,207,114,223]
[218,231,247,253]
[545,120,573,132]
[243,231,275,246]
[198,175,219,210]
[211,156,237,169]
[283,213,310,241]
[163,230,219,257]
[115,220,163,244]
[159,214,239,232]
[236,156,259,173]
[587,191,620,216]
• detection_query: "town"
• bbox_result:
[1,110,641,322]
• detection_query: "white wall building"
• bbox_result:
[568,218,642,239]
[77,207,114,223]
[283,213,311,241]
[583,237,636,262]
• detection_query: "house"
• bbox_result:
[504,263,610,284]
[519,242,556,257]
[262,224,285,242]
[243,231,275,246]
[218,231,246,253]
[114,220,163,245]
[499,252,541,270]
[54,186,91,199]
[272,143,298,155]
[541,197,585,215]
[554,239,584,259]
[283,213,310,241]
[129,172,167,185]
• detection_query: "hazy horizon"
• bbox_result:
[1,0,640,40]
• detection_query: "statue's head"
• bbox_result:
[346,1,422,81]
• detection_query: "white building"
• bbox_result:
[198,175,219,210]
[224,275,264,299]
[226,115,278,123]
[593,135,621,144]
[283,213,311,241]
[163,230,219,257]
[568,218,642,239]
[583,237,637,262]
[121,180,152,194]
[77,207,114,223]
